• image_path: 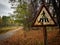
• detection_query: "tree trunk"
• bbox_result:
[51,0,60,29]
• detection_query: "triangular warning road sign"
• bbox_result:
[32,5,56,27]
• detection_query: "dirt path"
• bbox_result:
[0,27,23,40]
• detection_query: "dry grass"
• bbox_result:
[0,27,59,45]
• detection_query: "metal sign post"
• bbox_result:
[43,26,48,45]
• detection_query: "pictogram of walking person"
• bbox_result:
[38,11,49,23]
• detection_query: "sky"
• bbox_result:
[0,0,42,17]
[0,0,14,16]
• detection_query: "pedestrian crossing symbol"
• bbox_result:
[32,5,56,27]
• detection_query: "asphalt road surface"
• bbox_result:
[0,27,23,40]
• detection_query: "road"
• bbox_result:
[0,27,23,40]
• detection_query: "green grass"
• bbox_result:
[0,26,19,34]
